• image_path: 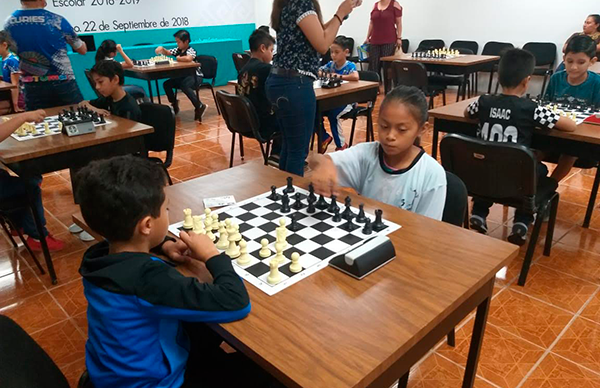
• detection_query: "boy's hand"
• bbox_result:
[116,44,123,52]
[179,231,220,263]
[23,110,46,123]
[162,238,193,264]
[95,109,111,117]
[309,155,340,197]
[155,46,164,55]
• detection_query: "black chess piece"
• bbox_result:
[268,185,281,201]
[327,195,339,213]
[341,196,355,220]
[280,194,291,213]
[307,198,316,214]
[98,115,106,124]
[292,193,304,210]
[355,204,367,224]
[288,213,301,232]
[332,207,342,222]
[372,209,386,232]
[316,194,328,210]
[283,176,295,194]
[362,219,373,235]
[343,217,357,232]
[308,183,317,203]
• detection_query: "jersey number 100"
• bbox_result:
[480,123,519,143]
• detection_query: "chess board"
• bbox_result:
[168,185,402,296]
[543,103,598,125]
[10,115,111,142]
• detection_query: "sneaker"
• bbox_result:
[319,135,333,153]
[68,223,83,234]
[171,100,180,115]
[469,215,488,234]
[79,231,96,242]
[195,103,207,122]
[335,143,349,151]
[27,235,65,252]
[507,222,528,246]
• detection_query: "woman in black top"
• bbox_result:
[267,0,359,176]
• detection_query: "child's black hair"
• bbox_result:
[381,85,429,126]
[91,60,125,86]
[332,35,352,53]
[498,48,535,89]
[95,39,117,63]
[258,25,270,34]
[565,35,597,59]
[0,30,16,52]
[589,14,600,32]
[249,29,275,52]
[174,30,191,43]
[76,155,168,242]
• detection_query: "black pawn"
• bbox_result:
[98,115,106,124]
[344,217,356,232]
[372,209,386,232]
[327,195,339,213]
[283,176,295,194]
[332,207,342,222]
[362,219,373,235]
[280,195,291,213]
[268,185,281,201]
[316,194,328,210]
[292,193,304,210]
[355,204,367,224]
[341,196,355,220]
[307,198,316,214]
[288,214,301,232]
[308,183,317,203]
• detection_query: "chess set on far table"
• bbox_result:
[133,55,175,67]
[534,96,600,125]
[411,47,463,60]
[168,177,401,295]
[7,106,111,141]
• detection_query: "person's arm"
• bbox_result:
[80,99,110,117]
[9,72,21,112]
[414,184,446,221]
[309,154,340,197]
[0,110,46,142]
[154,46,172,56]
[298,0,355,54]
[464,97,480,118]
[534,105,576,133]
[116,44,134,69]
[60,17,87,55]
[176,47,195,63]
[394,2,403,51]
[365,20,373,44]
[340,62,359,81]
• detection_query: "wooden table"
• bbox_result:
[429,98,600,227]
[381,54,500,96]
[73,162,517,387]
[0,81,18,114]
[123,61,201,104]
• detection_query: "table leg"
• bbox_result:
[316,109,324,154]
[28,188,57,284]
[147,80,154,103]
[432,127,439,160]
[398,371,409,388]
[155,80,162,105]
[383,61,391,95]
[583,166,600,228]
[462,278,493,388]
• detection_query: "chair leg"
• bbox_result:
[366,110,374,142]
[447,328,456,347]
[583,166,600,228]
[494,79,500,94]
[239,135,245,160]
[0,217,18,248]
[229,133,236,168]
[518,214,544,286]
[487,69,495,94]
[161,164,173,186]
[442,90,447,106]
[210,86,220,115]
[541,74,549,97]
[7,216,46,275]
[28,198,57,284]
[349,117,357,147]
[544,195,559,256]
[310,130,316,151]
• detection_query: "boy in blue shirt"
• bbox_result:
[318,36,359,152]
[545,35,600,182]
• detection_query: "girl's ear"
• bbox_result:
[420,120,430,134]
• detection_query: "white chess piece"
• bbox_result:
[275,218,288,250]
[204,216,213,236]
[183,209,193,230]
[204,208,212,220]
[273,244,284,265]
[236,240,251,266]
[216,224,229,250]
[289,252,302,273]
[44,122,51,134]
[267,259,281,285]
[206,227,215,242]
[259,239,272,258]
[231,224,242,242]
[226,234,240,258]
[192,216,206,235]
[225,219,235,235]
[211,213,219,231]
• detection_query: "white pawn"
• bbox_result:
[192,216,205,235]
[236,240,251,266]
[231,224,242,242]
[204,216,214,241]
[259,239,272,258]
[273,244,284,265]
[211,213,219,231]
[289,252,302,273]
[216,224,229,250]
[225,219,235,235]
[226,233,240,258]
[44,122,51,134]
[206,227,215,242]
[267,259,281,285]
[183,208,193,230]
[204,207,212,219]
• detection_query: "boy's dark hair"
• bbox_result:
[381,85,429,126]
[0,30,16,52]
[91,60,125,85]
[76,156,168,242]
[498,49,535,89]
[590,14,600,32]
[174,30,191,43]
[95,39,117,63]
[258,25,270,34]
[249,29,275,52]
[565,35,597,59]
[333,35,352,52]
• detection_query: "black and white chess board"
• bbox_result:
[542,102,598,125]
[168,185,401,296]
[10,115,111,142]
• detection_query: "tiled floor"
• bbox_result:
[1,87,600,387]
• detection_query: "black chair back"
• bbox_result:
[401,39,410,53]
[440,134,538,212]
[0,315,70,388]
[416,39,445,52]
[195,55,218,81]
[390,61,428,90]
[442,172,468,227]
[84,69,102,98]
[357,70,380,104]
[523,42,557,67]
[232,53,251,73]
[321,49,332,66]
[139,102,176,168]
[482,41,514,56]
[346,37,356,55]
[216,90,264,142]
[450,40,479,55]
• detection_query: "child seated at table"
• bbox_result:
[318,36,360,152]
[76,155,275,388]
[0,31,24,112]
[310,85,447,221]
[237,29,281,159]
[80,60,142,121]
[155,30,207,121]
[0,110,64,251]
[95,39,134,69]
[544,35,600,182]
[465,49,576,245]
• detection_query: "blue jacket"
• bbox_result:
[79,242,250,388]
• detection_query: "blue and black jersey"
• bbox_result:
[79,241,250,388]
